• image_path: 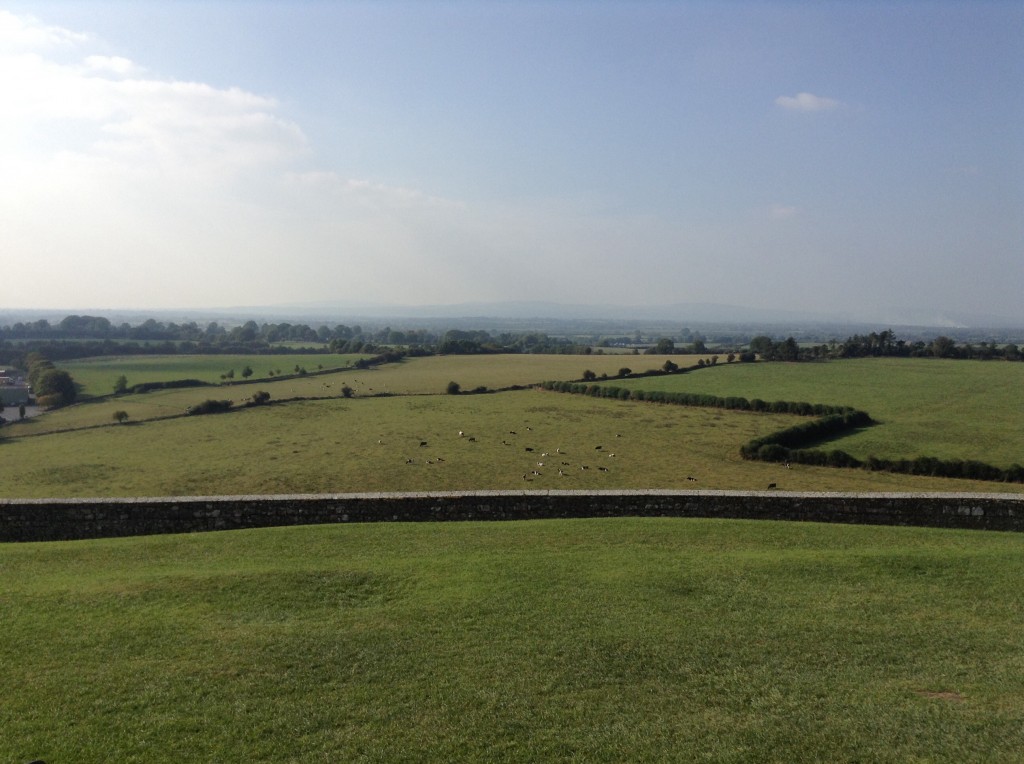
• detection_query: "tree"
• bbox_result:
[35,368,76,406]
[582,369,597,381]
[749,336,774,356]
[618,367,632,378]
[113,410,129,424]
[446,380,461,395]
[340,385,354,398]
[663,360,679,372]
[113,375,129,394]
[241,365,254,379]
[646,338,675,355]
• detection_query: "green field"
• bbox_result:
[611,358,1024,468]
[2,355,1022,497]
[64,353,369,398]
[4,518,1023,762]
[13,353,708,436]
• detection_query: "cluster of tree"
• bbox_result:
[751,331,1023,362]
[25,353,77,409]
[186,399,233,415]
[435,329,595,355]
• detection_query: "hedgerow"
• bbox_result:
[540,380,1023,484]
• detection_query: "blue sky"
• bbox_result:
[1,2,1021,323]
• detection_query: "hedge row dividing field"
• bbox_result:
[549,376,1024,485]
[1,355,1022,497]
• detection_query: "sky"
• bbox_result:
[1,1,1021,323]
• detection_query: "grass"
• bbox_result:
[3,355,1021,496]
[3,517,1023,762]
[1,389,1019,498]
[64,353,369,398]
[14,353,707,436]
[613,358,1024,468]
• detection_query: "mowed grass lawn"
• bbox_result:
[2,389,1018,497]
[613,358,1024,468]
[3,518,1023,762]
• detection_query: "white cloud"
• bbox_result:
[0,13,308,184]
[775,92,842,112]
[768,203,799,219]
[0,10,89,50]
[83,54,140,76]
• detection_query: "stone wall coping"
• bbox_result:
[3,489,1023,506]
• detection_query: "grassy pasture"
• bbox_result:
[613,358,1024,468]
[64,353,368,398]
[15,353,705,435]
[1,389,1018,498]
[3,518,1023,762]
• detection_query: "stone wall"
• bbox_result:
[2,490,1023,542]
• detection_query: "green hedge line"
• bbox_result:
[130,379,211,394]
[539,380,855,416]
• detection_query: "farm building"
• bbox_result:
[0,370,31,405]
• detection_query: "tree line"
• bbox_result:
[751,330,1023,362]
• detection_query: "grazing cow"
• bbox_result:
[419,441,428,447]
[595,445,603,450]
[687,476,697,482]
[525,447,534,452]
[767,482,777,489]
[468,436,477,442]
[598,466,609,472]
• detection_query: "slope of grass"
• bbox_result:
[615,358,1024,467]
[3,518,1023,762]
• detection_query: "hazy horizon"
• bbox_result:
[2,2,1021,321]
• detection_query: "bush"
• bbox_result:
[187,399,233,415]
[446,381,461,395]
[247,391,271,406]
